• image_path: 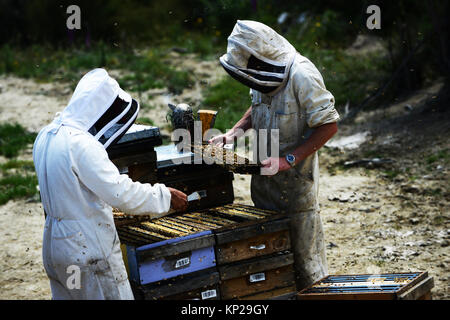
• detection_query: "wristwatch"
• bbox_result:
[286,154,296,167]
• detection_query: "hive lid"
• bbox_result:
[105,124,162,159]
[114,124,161,145]
[155,144,194,168]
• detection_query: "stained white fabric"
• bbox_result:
[33,68,171,300]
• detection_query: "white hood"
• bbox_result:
[56,68,139,149]
[220,20,297,95]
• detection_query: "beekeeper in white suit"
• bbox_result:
[33,68,188,300]
[210,21,340,290]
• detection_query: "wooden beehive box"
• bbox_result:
[113,143,295,300]
[126,230,216,285]
[297,272,434,300]
[218,251,296,300]
[132,268,221,300]
[116,204,289,300]
[215,216,291,264]
[213,215,295,300]
[157,165,235,211]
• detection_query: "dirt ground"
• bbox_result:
[0,53,448,300]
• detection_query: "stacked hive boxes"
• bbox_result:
[118,205,295,300]
[214,215,295,300]
[125,229,219,300]
[109,132,297,300]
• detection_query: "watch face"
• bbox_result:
[287,154,295,163]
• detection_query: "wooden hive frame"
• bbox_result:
[297,271,434,300]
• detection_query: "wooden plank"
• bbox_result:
[398,276,434,300]
[297,291,396,300]
[137,233,216,262]
[418,291,432,300]
[161,284,221,300]
[240,285,297,300]
[139,269,220,300]
[215,217,290,245]
[218,252,293,281]
[121,226,170,243]
[216,230,291,264]
[220,265,295,300]
[395,271,428,296]
[223,204,274,217]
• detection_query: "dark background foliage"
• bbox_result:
[0,0,448,114]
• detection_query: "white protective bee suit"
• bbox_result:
[33,68,171,300]
[220,21,340,290]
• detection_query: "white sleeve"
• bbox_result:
[294,62,340,128]
[72,136,171,218]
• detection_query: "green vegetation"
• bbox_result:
[426,149,449,164]
[0,124,39,204]
[0,174,38,205]
[0,0,446,131]
[382,169,401,180]
[200,77,251,132]
[0,160,35,171]
[0,123,36,158]
[0,44,194,95]
[0,159,38,205]
[136,117,155,126]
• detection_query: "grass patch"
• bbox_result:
[432,215,446,225]
[370,259,387,268]
[200,76,251,132]
[0,123,36,158]
[299,48,389,109]
[0,159,38,205]
[116,48,194,94]
[423,188,442,197]
[135,117,155,126]
[426,149,449,164]
[0,160,35,172]
[0,44,194,95]
[0,174,38,205]
[382,169,401,180]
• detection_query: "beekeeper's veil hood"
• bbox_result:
[220,20,297,95]
[57,68,139,149]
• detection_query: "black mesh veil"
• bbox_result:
[88,95,139,149]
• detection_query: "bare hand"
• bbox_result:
[208,132,234,147]
[260,157,291,176]
[168,187,188,211]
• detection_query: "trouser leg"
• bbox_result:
[289,209,328,291]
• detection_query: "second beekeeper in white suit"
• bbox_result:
[33,68,187,300]
[210,20,340,290]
